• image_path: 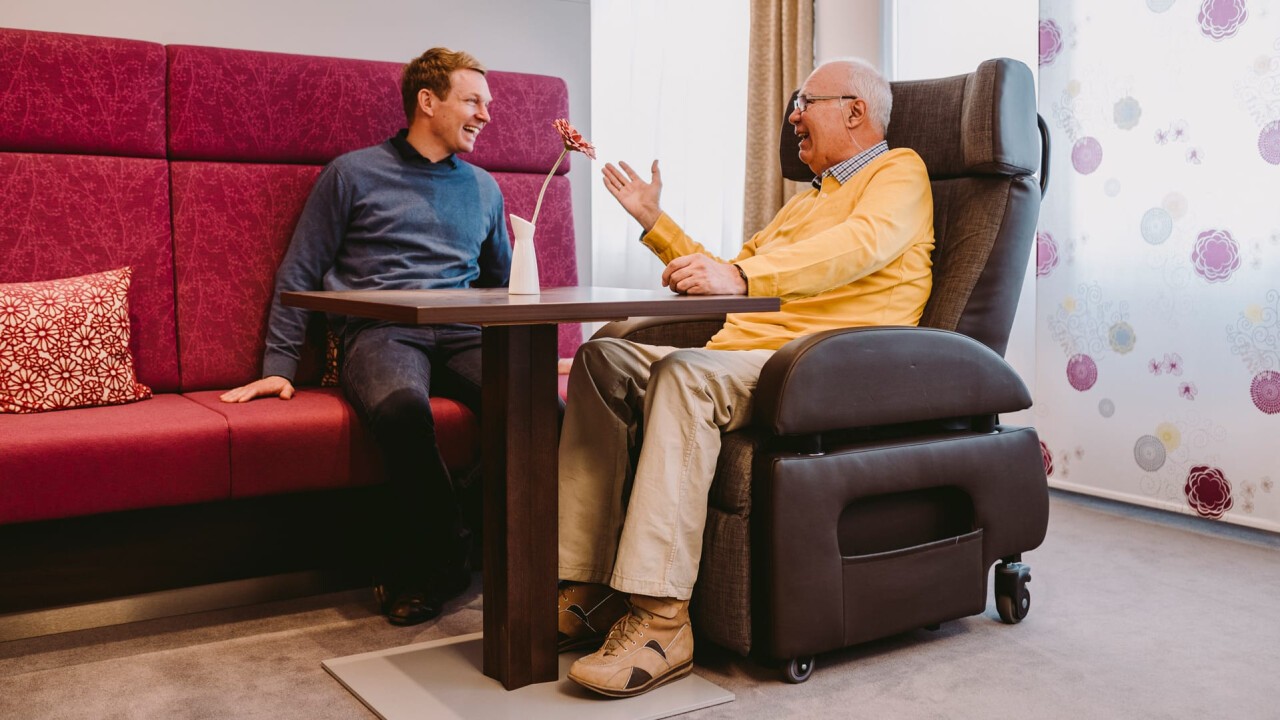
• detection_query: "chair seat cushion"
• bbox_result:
[183,388,478,498]
[0,394,230,524]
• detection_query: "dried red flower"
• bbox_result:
[553,118,596,160]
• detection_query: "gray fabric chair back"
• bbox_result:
[779,58,1041,356]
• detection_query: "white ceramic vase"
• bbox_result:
[508,214,541,295]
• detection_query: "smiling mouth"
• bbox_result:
[463,124,482,138]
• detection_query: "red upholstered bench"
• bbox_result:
[0,29,581,607]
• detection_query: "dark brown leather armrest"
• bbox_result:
[591,314,726,349]
[754,326,1031,436]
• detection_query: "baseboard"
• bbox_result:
[0,570,360,643]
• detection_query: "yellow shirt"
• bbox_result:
[642,148,935,351]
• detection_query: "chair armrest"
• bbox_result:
[591,314,726,349]
[754,326,1031,436]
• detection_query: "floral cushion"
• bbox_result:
[0,267,153,413]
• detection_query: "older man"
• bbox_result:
[556,57,935,697]
[221,48,510,626]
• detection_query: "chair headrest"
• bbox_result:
[780,58,1040,182]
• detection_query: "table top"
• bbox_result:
[281,286,780,325]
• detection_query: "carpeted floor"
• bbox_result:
[2,491,1278,720]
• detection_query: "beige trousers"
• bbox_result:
[558,338,774,600]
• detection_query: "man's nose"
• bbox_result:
[477,104,491,123]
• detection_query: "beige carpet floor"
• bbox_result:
[2,491,1278,720]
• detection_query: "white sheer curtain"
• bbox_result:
[589,0,751,290]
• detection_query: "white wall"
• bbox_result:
[0,0,593,282]
[815,0,883,68]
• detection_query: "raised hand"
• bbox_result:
[601,160,663,232]
[661,254,748,296]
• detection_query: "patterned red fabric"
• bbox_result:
[185,388,477,497]
[472,73,575,175]
[171,161,327,391]
[0,268,152,413]
[0,28,166,158]
[0,152,179,391]
[495,172,583,357]
[0,394,230,524]
[166,44,573,175]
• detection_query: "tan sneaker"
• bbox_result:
[567,595,693,697]
[558,582,629,652]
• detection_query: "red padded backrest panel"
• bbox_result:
[0,29,166,158]
[0,152,179,391]
[171,161,327,391]
[165,44,574,175]
[167,43,584,375]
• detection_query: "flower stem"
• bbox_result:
[532,147,568,226]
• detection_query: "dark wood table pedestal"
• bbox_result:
[282,286,779,690]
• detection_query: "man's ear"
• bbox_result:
[845,98,867,129]
[418,88,435,118]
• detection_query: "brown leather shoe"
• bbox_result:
[567,595,693,697]
[558,582,629,652]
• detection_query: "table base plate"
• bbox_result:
[323,632,734,720]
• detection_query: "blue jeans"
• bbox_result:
[340,321,481,587]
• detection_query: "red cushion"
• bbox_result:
[184,389,477,498]
[0,268,152,413]
[171,161,326,391]
[0,395,230,524]
[0,29,166,158]
[0,153,179,391]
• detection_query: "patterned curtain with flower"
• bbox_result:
[1036,0,1279,529]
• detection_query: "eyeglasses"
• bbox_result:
[793,94,858,114]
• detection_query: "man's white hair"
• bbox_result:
[819,57,892,134]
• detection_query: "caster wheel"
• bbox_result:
[994,562,1031,624]
[783,656,815,684]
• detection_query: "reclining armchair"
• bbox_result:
[593,58,1050,682]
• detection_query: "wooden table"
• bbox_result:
[282,286,780,690]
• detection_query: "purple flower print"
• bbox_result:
[1179,382,1198,400]
[1164,353,1183,376]
[1040,19,1064,66]
[1185,466,1234,519]
[1155,128,1169,145]
[1072,137,1103,174]
[1198,0,1248,40]
[1259,121,1280,165]
[1252,370,1280,414]
[1149,358,1164,375]
[1186,147,1203,164]
[1067,354,1098,391]
[1039,440,1054,477]
[1036,232,1060,277]
[1191,229,1241,282]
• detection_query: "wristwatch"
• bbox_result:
[734,264,748,292]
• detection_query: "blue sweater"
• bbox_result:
[263,133,511,381]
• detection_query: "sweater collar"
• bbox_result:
[390,129,458,169]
